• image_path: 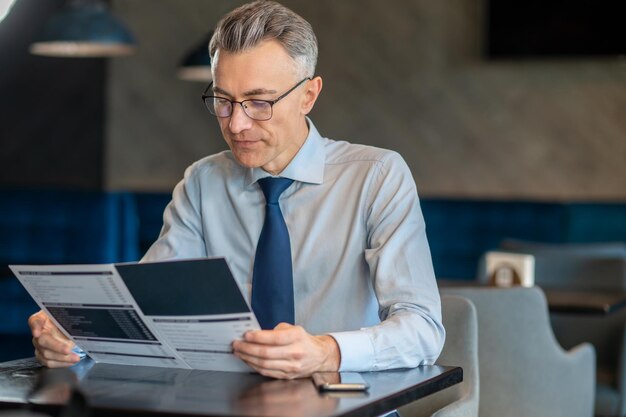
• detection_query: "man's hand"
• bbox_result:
[29,310,80,368]
[232,323,340,379]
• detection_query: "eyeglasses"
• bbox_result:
[201,77,311,121]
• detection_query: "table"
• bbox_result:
[0,357,462,417]
[542,288,626,315]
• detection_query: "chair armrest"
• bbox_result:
[432,396,479,417]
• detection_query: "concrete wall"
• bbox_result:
[0,0,106,190]
[106,0,626,200]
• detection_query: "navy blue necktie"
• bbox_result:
[251,177,295,330]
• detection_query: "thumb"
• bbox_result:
[274,322,294,331]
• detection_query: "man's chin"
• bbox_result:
[231,151,264,169]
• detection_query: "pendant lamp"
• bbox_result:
[177,34,212,82]
[30,0,136,58]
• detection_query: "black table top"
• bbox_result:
[542,288,626,315]
[0,358,462,417]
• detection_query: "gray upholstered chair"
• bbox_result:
[441,286,595,417]
[399,295,479,417]
[498,240,626,417]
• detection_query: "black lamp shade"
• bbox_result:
[30,1,136,57]
[177,38,212,82]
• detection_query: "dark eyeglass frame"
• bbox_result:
[201,77,311,121]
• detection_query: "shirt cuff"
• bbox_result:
[328,330,376,372]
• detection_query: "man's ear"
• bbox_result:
[301,76,323,115]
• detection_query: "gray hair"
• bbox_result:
[209,1,318,79]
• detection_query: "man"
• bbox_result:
[29,0,444,379]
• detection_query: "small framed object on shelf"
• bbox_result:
[485,251,535,287]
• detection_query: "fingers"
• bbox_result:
[28,310,48,338]
[233,328,341,379]
[236,351,302,377]
[233,324,315,379]
[29,310,79,368]
[251,367,294,380]
[33,332,80,367]
[238,356,299,379]
[33,331,74,356]
[233,324,304,360]
[34,348,79,368]
[234,339,301,361]
[243,323,302,345]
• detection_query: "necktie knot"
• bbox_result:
[258,177,294,205]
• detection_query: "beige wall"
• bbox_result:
[106,0,626,201]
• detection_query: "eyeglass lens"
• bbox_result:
[210,98,273,121]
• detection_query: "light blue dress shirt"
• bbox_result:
[142,119,445,372]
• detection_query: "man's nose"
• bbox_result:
[229,103,253,134]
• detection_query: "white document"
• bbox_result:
[10,258,260,372]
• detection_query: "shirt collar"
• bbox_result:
[245,117,325,187]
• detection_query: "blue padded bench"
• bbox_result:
[564,203,626,243]
[132,195,626,281]
[0,189,139,361]
[2,189,625,361]
[134,192,171,257]
[421,199,567,279]
[421,200,626,279]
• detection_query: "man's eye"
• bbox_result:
[215,98,230,106]
[248,100,269,109]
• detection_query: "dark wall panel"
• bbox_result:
[106,1,626,200]
[0,0,106,189]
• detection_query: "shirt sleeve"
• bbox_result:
[141,162,207,262]
[330,151,445,371]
